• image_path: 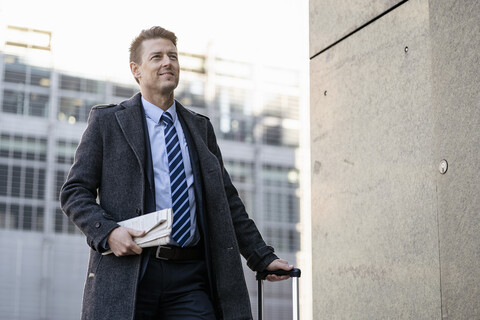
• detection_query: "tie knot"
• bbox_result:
[161,112,174,127]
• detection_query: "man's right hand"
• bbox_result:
[107,227,146,256]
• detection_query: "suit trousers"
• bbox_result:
[134,255,216,320]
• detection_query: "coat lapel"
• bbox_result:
[115,93,146,175]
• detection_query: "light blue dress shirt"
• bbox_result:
[142,97,199,247]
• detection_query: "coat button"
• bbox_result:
[95,222,101,228]
[136,208,142,215]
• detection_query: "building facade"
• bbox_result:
[0,35,303,319]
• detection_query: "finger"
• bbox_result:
[127,228,146,237]
[115,241,142,256]
[123,236,143,255]
[131,244,143,255]
[266,274,290,282]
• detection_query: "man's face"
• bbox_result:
[131,38,180,96]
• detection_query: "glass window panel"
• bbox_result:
[25,137,36,160]
[176,80,206,110]
[288,229,299,251]
[36,207,44,231]
[0,165,8,196]
[288,194,299,223]
[38,169,46,199]
[5,135,47,161]
[0,203,6,228]
[0,133,10,158]
[214,86,249,115]
[55,170,67,200]
[4,62,26,84]
[30,67,51,87]
[23,205,33,230]
[11,204,20,229]
[58,97,93,123]
[86,79,104,94]
[11,166,22,197]
[60,74,82,91]
[54,208,64,233]
[2,90,24,114]
[55,207,78,234]
[24,167,35,198]
[39,138,47,161]
[29,93,49,117]
[56,140,77,164]
[263,124,282,146]
[113,84,137,98]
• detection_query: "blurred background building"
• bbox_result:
[0,24,307,319]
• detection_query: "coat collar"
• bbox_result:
[114,92,210,171]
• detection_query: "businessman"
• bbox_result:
[60,26,292,320]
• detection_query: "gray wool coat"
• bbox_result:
[60,93,278,320]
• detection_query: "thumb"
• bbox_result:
[126,228,146,237]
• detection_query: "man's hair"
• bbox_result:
[129,26,177,64]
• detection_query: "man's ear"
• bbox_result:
[130,61,141,79]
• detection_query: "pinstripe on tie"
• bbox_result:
[161,111,190,247]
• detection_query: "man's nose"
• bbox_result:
[162,56,173,66]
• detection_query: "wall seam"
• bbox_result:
[435,182,444,319]
[310,0,410,60]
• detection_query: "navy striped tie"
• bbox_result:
[161,111,190,247]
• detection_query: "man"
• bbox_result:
[60,26,292,320]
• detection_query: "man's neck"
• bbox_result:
[141,91,174,111]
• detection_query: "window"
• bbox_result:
[56,140,77,164]
[113,84,137,98]
[60,74,82,91]
[86,79,104,94]
[55,170,68,200]
[30,67,51,87]
[3,203,44,231]
[0,203,6,228]
[58,97,95,123]
[55,208,79,234]
[262,165,300,224]
[0,134,47,161]
[0,165,8,196]
[4,60,26,84]
[2,90,24,114]
[29,93,49,117]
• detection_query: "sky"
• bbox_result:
[0,0,308,83]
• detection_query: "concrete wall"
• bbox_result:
[309,0,480,319]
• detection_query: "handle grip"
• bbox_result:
[256,267,301,280]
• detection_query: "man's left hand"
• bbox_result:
[265,259,294,282]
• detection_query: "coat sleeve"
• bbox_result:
[60,107,119,252]
[205,120,278,272]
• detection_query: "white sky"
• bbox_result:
[0,0,308,84]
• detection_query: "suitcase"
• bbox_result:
[255,268,301,320]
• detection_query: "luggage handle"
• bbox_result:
[256,267,301,280]
[256,268,301,320]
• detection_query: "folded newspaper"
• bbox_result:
[102,208,172,255]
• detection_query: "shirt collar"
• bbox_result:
[142,96,177,124]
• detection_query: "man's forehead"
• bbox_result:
[142,38,177,52]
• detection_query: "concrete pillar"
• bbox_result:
[309,0,480,318]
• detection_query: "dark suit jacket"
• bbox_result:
[60,93,278,320]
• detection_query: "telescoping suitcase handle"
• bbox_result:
[256,268,301,320]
